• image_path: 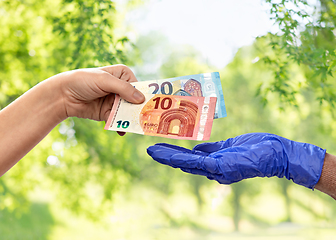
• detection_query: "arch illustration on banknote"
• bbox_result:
[156,100,198,137]
[140,96,199,137]
[105,92,217,141]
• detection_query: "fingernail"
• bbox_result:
[117,131,126,136]
[133,90,145,102]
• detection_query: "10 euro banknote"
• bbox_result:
[105,94,217,141]
[132,72,226,119]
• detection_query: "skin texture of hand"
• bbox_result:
[59,65,145,121]
[314,153,336,199]
[0,65,145,176]
[147,133,327,190]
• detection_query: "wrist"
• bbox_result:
[44,73,69,122]
[315,153,336,199]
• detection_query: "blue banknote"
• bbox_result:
[132,72,227,119]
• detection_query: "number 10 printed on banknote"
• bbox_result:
[132,72,226,119]
[104,93,217,141]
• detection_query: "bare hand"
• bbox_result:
[58,64,145,121]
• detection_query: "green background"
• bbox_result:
[0,0,336,239]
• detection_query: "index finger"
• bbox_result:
[95,67,145,104]
[99,64,138,83]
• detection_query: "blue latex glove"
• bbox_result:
[147,133,326,189]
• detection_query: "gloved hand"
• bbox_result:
[147,133,326,189]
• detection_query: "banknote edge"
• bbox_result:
[104,94,121,130]
[201,97,217,141]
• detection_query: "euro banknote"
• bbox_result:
[105,94,217,141]
[131,72,226,119]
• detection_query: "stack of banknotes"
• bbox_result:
[104,72,226,141]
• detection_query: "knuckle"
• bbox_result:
[115,64,130,74]
[116,64,135,80]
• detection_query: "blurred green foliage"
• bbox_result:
[1,0,336,239]
[260,0,336,109]
[0,0,140,219]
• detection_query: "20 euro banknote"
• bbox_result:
[104,94,217,141]
[132,72,226,119]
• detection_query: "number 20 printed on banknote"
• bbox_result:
[132,72,226,119]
